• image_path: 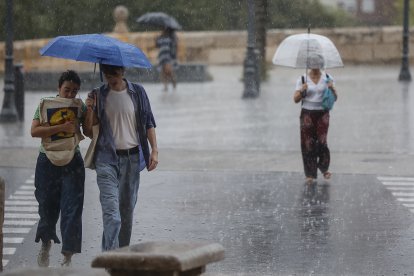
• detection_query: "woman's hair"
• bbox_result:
[307,53,325,69]
[100,64,125,76]
[58,70,81,88]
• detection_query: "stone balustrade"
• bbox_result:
[0,26,412,73]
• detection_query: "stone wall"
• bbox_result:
[0,26,411,72]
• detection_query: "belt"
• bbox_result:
[116,146,139,156]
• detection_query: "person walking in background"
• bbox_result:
[85,64,158,251]
[31,70,92,267]
[156,27,178,91]
[293,54,338,185]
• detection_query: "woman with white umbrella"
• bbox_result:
[293,53,338,184]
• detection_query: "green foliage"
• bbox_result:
[394,0,414,25]
[128,0,248,31]
[268,0,356,28]
[1,0,356,41]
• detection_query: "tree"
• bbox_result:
[0,0,356,41]
[255,0,268,80]
[394,0,414,25]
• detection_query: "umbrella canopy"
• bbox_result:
[272,33,343,69]
[136,12,182,30]
[39,34,152,68]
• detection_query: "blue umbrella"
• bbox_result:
[39,34,152,68]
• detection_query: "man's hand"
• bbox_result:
[148,150,159,171]
[85,93,96,111]
[60,120,76,134]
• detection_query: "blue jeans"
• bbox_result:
[34,152,85,254]
[95,153,140,251]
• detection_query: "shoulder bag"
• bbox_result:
[84,89,100,169]
[322,74,336,111]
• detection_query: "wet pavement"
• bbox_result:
[1,65,414,275]
[2,65,414,175]
[3,168,414,275]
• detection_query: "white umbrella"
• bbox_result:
[272,33,343,69]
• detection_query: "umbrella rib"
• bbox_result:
[75,37,95,63]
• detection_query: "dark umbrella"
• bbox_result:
[136,12,182,30]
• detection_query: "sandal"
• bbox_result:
[323,171,331,179]
[306,177,314,185]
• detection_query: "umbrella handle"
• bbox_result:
[300,76,307,98]
[99,63,103,82]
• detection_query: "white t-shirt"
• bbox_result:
[295,73,334,111]
[105,89,139,150]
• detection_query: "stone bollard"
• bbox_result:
[0,177,4,272]
[2,267,110,276]
[113,5,129,33]
[91,241,225,276]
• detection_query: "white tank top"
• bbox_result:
[105,89,139,149]
[295,73,333,110]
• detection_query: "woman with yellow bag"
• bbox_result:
[31,70,93,267]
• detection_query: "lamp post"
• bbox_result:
[242,0,260,98]
[399,0,412,81]
[0,0,18,122]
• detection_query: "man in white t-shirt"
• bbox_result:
[85,64,158,251]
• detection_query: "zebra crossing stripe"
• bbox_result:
[3,248,16,255]
[391,192,414,197]
[5,206,38,212]
[4,237,24,244]
[15,190,34,195]
[381,182,414,186]
[386,187,414,191]
[8,195,36,200]
[19,186,35,190]
[396,198,414,202]
[2,176,39,269]
[5,213,39,219]
[24,179,34,184]
[378,176,414,182]
[5,200,38,206]
[3,220,37,226]
[378,176,414,214]
[3,228,31,234]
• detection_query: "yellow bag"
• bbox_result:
[39,97,84,166]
